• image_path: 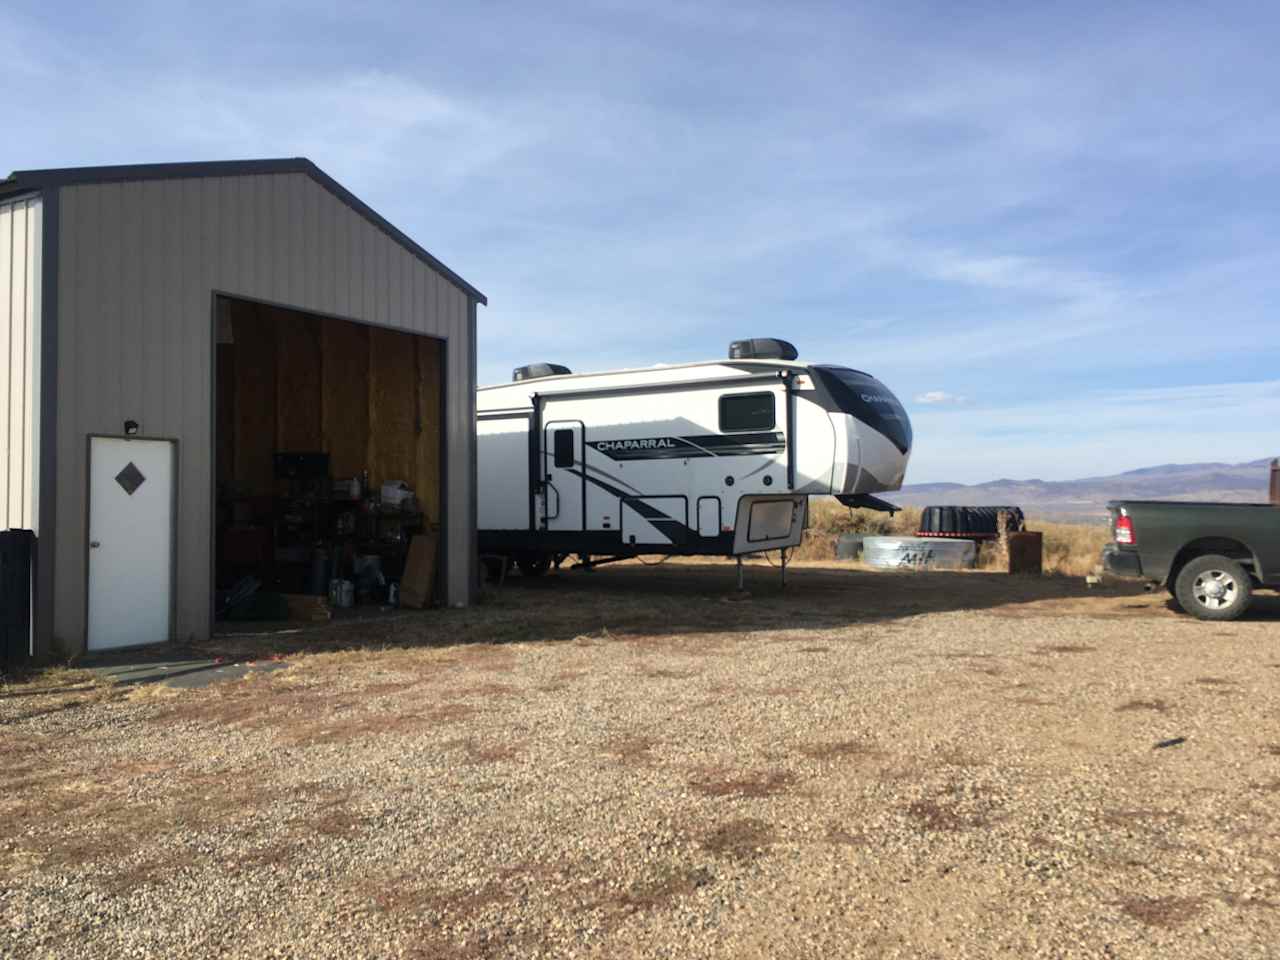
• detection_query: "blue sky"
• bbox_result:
[4,1,1278,483]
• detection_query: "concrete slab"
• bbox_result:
[79,649,290,689]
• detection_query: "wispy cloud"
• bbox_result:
[4,1,1277,482]
[915,391,967,406]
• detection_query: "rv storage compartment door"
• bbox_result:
[697,497,722,538]
[622,497,689,546]
[731,495,806,554]
[543,421,585,531]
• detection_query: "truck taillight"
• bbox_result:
[1115,515,1135,545]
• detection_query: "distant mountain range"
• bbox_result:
[886,458,1277,520]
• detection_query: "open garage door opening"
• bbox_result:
[213,295,444,621]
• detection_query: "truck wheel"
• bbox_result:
[1174,555,1252,621]
[516,554,551,578]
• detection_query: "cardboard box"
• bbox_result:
[284,593,332,622]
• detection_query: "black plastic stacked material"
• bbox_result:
[917,506,1025,539]
[0,529,34,669]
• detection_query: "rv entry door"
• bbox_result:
[543,420,585,531]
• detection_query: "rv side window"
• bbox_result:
[719,392,775,432]
[553,429,575,467]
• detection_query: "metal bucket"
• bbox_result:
[329,578,355,608]
[862,536,977,570]
[835,533,864,560]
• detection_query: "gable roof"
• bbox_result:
[0,157,486,304]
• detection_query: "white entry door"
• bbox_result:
[87,437,175,650]
[543,421,584,531]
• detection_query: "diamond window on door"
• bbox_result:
[115,462,146,496]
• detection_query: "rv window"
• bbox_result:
[720,392,776,432]
[553,429,575,467]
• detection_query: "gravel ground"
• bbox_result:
[2,562,1278,959]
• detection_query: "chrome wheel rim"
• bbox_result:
[1193,570,1237,610]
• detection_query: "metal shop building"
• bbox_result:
[0,159,485,659]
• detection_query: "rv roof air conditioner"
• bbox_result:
[513,363,572,382]
[728,338,798,361]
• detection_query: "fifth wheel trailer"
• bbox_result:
[476,339,912,573]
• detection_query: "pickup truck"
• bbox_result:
[1102,501,1280,620]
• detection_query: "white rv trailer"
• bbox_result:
[476,339,912,574]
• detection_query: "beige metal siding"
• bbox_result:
[0,194,42,532]
[55,173,475,648]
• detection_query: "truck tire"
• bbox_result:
[1174,555,1252,621]
[918,506,1025,537]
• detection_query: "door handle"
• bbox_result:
[90,541,101,549]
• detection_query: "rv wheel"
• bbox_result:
[516,554,552,577]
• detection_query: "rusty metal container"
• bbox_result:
[1271,459,1279,505]
[1006,531,1044,576]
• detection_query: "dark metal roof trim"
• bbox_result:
[0,158,487,304]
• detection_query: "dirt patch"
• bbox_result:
[604,863,715,915]
[1116,699,1171,713]
[288,711,431,746]
[452,738,523,765]
[642,667,698,680]
[602,735,659,766]
[1010,694,1056,706]
[359,680,420,697]
[701,818,775,862]
[799,739,880,762]
[1035,644,1096,655]
[763,685,803,697]
[906,799,969,831]
[689,768,798,799]
[422,703,479,724]
[1118,895,1204,928]
[1102,809,1187,829]
[825,824,867,846]
[905,784,997,832]
[450,682,520,700]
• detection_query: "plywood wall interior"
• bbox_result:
[273,307,322,453]
[368,325,418,495]
[416,336,442,523]
[321,318,370,482]
[229,300,277,496]
[217,298,441,522]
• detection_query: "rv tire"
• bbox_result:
[516,553,552,578]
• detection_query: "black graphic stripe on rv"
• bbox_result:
[566,469,698,542]
[587,432,784,461]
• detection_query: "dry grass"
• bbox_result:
[798,500,1110,576]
